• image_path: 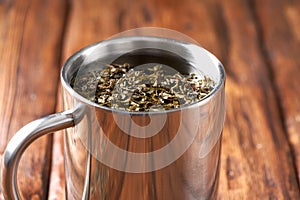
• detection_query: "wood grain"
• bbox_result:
[253,0,300,185]
[216,0,300,198]
[0,0,67,199]
[1,0,300,199]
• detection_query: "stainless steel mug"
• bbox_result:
[2,29,226,200]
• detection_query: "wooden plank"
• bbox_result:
[0,0,67,199]
[216,0,300,199]
[253,0,300,184]
[48,129,65,200]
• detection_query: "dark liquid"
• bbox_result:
[65,49,221,200]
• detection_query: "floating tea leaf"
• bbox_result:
[71,63,215,111]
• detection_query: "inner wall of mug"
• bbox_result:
[61,36,225,112]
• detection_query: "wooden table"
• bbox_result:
[1,0,300,199]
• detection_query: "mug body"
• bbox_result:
[61,36,225,200]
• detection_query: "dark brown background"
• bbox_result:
[0,0,300,199]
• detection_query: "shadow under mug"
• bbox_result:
[2,36,226,200]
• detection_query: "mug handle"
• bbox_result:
[2,105,85,200]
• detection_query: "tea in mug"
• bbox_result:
[71,48,215,111]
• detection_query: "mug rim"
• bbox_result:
[61,36,226,115]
